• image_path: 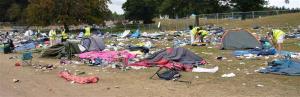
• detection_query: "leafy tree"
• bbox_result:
[26,0,111,29]
[159,0,231,18]
[122,0,160,24]
[229,0,267,12]
[6,3,21,22]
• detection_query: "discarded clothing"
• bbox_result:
[58,71,99,84]
[259,59,300,76]
[129,47,206,71]
[79,50,136,62]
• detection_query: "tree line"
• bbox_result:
[0,0,111,26]
[122,0,296,23]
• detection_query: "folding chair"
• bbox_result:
[149,63,191,84]
[21,51,33,65]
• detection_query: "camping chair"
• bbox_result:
[149,62,192,84]
[21,51,33,65]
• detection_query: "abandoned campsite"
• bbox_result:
[1,0,300,97]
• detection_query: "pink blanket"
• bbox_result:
[79,51,136,62]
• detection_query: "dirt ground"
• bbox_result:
[1,39,300,97]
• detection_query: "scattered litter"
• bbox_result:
[257,84,264,87]
[192,66,219,73]
[239,62,245,65]
[195,76,199,79]
[255,67,266,72]
[242,83,246,86]
[221,73,236,78]
[129,66,147,70]
[13,79,20,83]
[15,62,21,67]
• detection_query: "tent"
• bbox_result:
[129,47,206,71]
[221,29,262,50]
[41,42,81,59]
[81,35,105,52]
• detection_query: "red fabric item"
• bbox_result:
[128,58,194,72]
[58,71,99,84]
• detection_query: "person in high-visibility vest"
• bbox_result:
[198,28,209,43]
[84,26,91,38]
[61,28,68,42]
[49,29,57,46]
[190,26,200,44]
[268,29,285,51]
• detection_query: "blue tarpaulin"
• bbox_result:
[259,59,300,76]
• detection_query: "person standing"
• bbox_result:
[84,26,91,38]
[61,27,68,42]
[49,28,57,46]
[190,26,200,44]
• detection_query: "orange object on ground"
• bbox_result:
[58,71,99,84]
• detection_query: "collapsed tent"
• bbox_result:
[259,59,300,76]
[129,47,207,71]
[81,35,105,52]
[221,30,262,50]
[41,42,81,59]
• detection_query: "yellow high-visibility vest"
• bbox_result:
[199,30,208,36]
[61,30,68,39]
[84,27,91,37]
[192,27,200,35]
[49,30,56,40]
[272,29,285,41]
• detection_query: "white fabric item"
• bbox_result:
[277,35,285,44]
[78,44,86,52]
[192,66,219,73]
[121,30,130,38]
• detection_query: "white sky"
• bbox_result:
[108,0,300,14]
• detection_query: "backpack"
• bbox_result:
[157,69,181,80]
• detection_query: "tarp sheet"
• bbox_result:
[259,59,300,76]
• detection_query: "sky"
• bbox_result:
[108,0,300,14]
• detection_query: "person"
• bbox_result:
[190,26,200,44]
[198,28,209,43]
[49,28,57,46]
[267,29,285,51]
[84,26,91,38]
[61,27,68,42]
